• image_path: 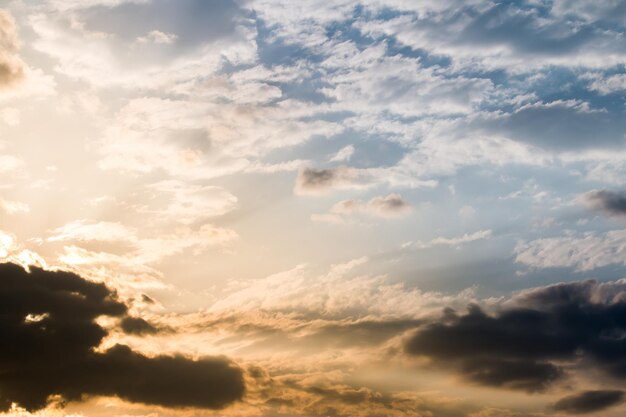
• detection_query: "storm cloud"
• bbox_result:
[552,390,625,414]
[0,262,245,411]
[405,279,626,392]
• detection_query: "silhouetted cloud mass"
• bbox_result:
[583,189,626,217]
[120,316,159,335]
[552,390,625,414]
[405,280,626,392]
[0,263,245,411]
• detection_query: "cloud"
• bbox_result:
[357,1,626,71]
[145,180,238,224]
[405,279,626,393]
[588,73,626,95]
[582,189,626,218]
[514,230,626,272]
[29,0,256,89]
[329,145,355,163]
[314,194,412,222]
[136,30,178,45]
[0,262,244,411]
[47,220,137,243]
[120,316,159,335]
[408,229,492,250]
[366,194,411,217]
[295,167,360,195]
[209,258,477,319]
[0,10,25,89]
[0,199,29,214]
[552,390,625,414]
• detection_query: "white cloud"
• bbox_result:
[136,30,178,45]
[329,145,355,163]
[47,220,137,243]
[315,193,412,221]
[515,230,626,272]
[588,73,626,94]
[407,229,493,250]
[0,199,29,214]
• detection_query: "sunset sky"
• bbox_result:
[2,0,626,416]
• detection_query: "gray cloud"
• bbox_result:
[366,194,411,217]
[295,167,358,195]
[582,189,626,218]
[0,262,245,411]
[405,279,626,392]
[552,390,625,414]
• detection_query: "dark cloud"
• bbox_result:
[582,189,626,218]
[295,167,356,195]
[405,280,626,392]
[141,293,156,304]
[0,262,244,411]
[552,390,625,414]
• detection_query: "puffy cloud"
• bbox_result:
[552,390,625,414]
[0,262,245,411]
[405,279,626,393]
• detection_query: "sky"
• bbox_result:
[1,0,626,415]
